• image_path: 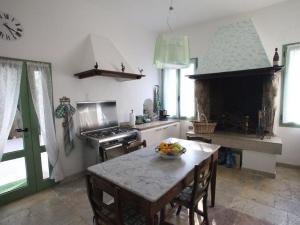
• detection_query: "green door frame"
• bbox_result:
[0,57,55,206]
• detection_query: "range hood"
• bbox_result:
[74,34,145,81]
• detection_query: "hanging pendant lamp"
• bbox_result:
[153,0,190,69]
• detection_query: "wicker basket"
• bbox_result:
[192,113,217,134]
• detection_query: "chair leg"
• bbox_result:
[170,202,175,208]
[93,216,100,225]
[203,195,209,225]
[189,209,195,225]
[176,205,182,216]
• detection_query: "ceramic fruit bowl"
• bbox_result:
[155,142,186,159]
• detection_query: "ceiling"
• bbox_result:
[95,0,289,32]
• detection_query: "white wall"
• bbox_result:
[173,0,300,166]
[0,0,159,176]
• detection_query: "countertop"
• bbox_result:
[186,131,282,154]
[134,119,179,131]
[88,138,220,202]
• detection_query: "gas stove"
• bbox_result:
[77,101,139,163]
[81,127,138,144]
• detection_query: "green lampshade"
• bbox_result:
[154,34,190,69]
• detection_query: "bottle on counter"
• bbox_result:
[129,109,136,127]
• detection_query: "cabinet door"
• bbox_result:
[140,128,161,146]
[166,122,180,138]
[140,122,181,146]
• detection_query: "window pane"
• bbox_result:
[41,152,50,179]
[180,63,195,118]
[283,44,300,124]
[34,71,46,147]
[163,69,178,117]
[0,158,27,195]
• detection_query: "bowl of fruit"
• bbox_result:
[155,142,186,159]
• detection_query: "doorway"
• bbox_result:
[0,59,53,206]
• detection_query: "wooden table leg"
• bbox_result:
[160,206,166,224]
[146,214,155,225]
[210,156,217,207]
[159,206,174,225]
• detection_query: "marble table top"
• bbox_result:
[87,138,220,202]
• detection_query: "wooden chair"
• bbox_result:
[86,173,158,225]
[123,140,147,154]
[173,156,213,225]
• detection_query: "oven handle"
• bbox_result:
[103,139,137,151]
[103,143,123,150]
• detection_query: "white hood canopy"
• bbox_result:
[198,19,271,74]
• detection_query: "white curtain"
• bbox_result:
[283,44,300,124]
[27,62,64,182]
[0,59,22,161]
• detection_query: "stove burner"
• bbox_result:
[85,127,134,139]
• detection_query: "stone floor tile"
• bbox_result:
[230,196,288,225]
[234,212,274,225]
[0,208,48,225]
[0,189,57,221]
[1,166,300,225]
[275,196,300,218]
[287,213,300,225]
[240,187,275,207]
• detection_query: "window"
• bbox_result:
[281,43,300,126]
[162,59,197,119]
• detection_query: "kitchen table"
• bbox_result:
[87,138,220,225]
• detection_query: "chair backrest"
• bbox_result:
[191,155,213,204]
[86,173,123,225]
[123,140,147,153]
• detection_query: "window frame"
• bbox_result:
[161,58,198,120]
[279,42,300,128]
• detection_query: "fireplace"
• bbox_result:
[191,66,282,136]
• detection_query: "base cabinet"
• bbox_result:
[140,122,180,146]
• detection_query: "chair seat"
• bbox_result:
[123,204,146,225]
[97,203,146,225]
[95,204,116,222]
[175,186,193,203]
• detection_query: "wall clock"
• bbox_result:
[0,12,23,41]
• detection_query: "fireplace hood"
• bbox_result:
[191,19,274,78]
[191,20,285,136]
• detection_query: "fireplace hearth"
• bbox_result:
[190,66,283,137]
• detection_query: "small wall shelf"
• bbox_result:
[74,69,145,80]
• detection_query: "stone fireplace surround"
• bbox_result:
[194,66,282,135]
[188,66,283,177]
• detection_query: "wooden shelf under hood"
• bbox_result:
[74,69,145,80]
[188,66,284,80]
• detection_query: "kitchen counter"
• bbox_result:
[134,120,179,131]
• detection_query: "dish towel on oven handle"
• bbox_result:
[55,103,76,156]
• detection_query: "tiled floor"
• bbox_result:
[0,166,299,225]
